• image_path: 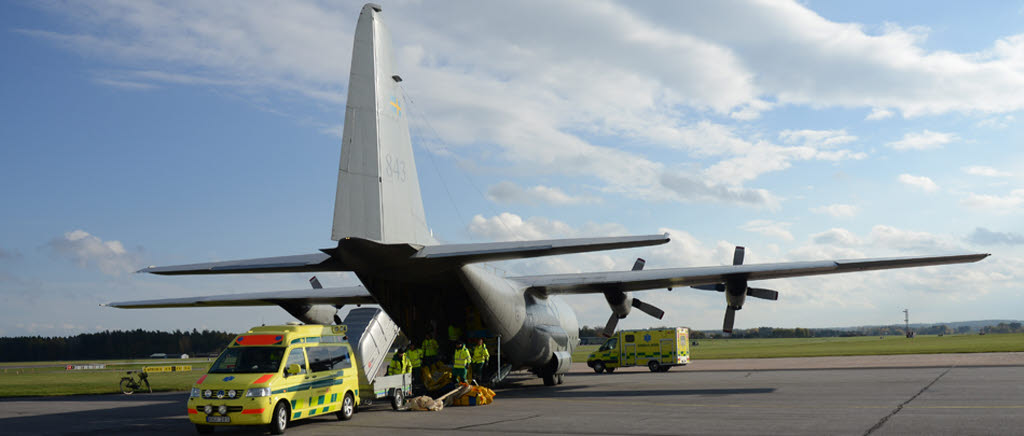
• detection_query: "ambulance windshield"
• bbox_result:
[599,338,617,351]
[209,347,286,374]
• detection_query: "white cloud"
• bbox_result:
[811,228,863,247]
[961,189,1024,209]
[467,213,629,242]
[779,129,857,147]
[740,220,794,241]
[963,165,1012,177]
[48,230,141,275]
[886,130,957,150]
[866,108,894,120]
[487,181,601,205]
[810,204,859,218]
[868,225,959,252]
[898,174,939,192]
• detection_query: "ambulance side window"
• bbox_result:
[327,345,352,370]
[624,334,635,343]
[284,348,307,375]
[308,346,333,373]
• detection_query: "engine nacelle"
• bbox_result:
[603,290,633,318]
[278,303,342,325]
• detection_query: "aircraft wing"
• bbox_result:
[138,253,337,276]
[511,253,990,295]
[413,234,670,263]
[104,285,374,308]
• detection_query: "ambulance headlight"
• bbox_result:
[245,387,272,397]
[227,389,237,399]
[204,405,213,414]
[218,405,228,415]
[203,389,212,398]
[190,387,201,398]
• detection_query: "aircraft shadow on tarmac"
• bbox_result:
[0,392,194,435]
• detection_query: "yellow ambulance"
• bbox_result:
[187,324,359,434]
[587,327,689,374]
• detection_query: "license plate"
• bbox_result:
[206,416,230,423]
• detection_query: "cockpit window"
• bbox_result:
[209,347,285,374]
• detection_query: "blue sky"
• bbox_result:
[1,0,1022,337]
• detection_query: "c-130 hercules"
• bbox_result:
[109,3,988,385]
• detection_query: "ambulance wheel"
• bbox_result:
[391,389,405,410]
[195,424,214,434]
[556,374,564,385]
[542,374,556,386]
[269,401,288,435]
[338,393,355,421]
[592,362,605,374]
[604,367,615,373]
[648,360,661,372]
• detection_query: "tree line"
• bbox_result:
[0,329,235,362]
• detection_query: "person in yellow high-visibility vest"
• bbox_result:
[422,333,439,366]
[406,343,423,385]
[470,338,490,382]
[387,349,411,376]
[452,342,471,383]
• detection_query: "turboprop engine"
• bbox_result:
[691,247,779,333]
[601,258,666,337]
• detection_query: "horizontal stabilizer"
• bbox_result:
[138,253,337,276]
[413,234,669,264]
[105,285,374,308]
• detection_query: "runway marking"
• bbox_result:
[863,365,953,436]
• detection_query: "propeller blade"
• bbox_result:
[733,246,745,266]
[602,313,620,337]
[632,298,665,319]
[723,306,737,333]
[692,284,725,292]
[309,276,323,289]
[747,287,779,301]
[632,258,646,271]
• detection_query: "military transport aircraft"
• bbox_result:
[108,3,988,386]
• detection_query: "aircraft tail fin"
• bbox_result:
[332,4,432,245]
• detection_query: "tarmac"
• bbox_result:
[1,353,1022,436]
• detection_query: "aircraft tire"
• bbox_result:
[556,374,564,385]
[269,401,288,435]
[543,374,556,386]
[592,362,605,374]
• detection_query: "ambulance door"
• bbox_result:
[282,347,310,418]
[659,338,674,364]
[622,333,637,366]
[306,346,334,417]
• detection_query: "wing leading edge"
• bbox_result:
[513,253,990,295]
[104,285,374,309]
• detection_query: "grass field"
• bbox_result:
[0,360,211,397]
[571,333,1024,362]
[3,334,1022,397]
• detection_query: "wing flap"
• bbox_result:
[515,253,990,295]
[105,286,374,308]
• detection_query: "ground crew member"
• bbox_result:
[470,338,489,382]
[452,342,471,383]
[407,343,423,384]
[447,324,463,363]
[422,333,439,366]
[387,349,411,375]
